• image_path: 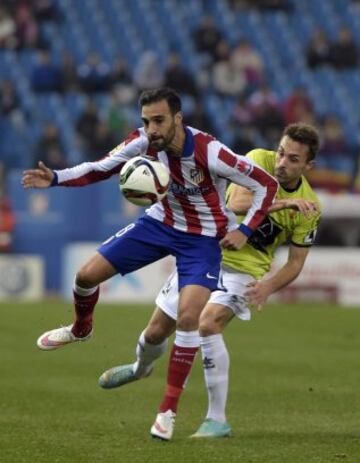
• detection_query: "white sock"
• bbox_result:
[73,280,98,297]
[132,330,168,377]
[174,330,200,348]
[200,334,229,423]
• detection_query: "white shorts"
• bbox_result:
[155,266,255,321]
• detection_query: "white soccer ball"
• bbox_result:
[119,156,170,206]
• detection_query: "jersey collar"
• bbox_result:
[282,177,302,193]
[182,126,194,157]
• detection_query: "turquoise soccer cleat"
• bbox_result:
[98,364,153,389]
[190,419,232,438]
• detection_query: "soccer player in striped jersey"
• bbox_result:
[22,87,278,413]
[98,123,321,440]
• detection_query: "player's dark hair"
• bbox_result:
[139,87,182,115]
[283,123,320,161]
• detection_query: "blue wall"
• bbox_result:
[9,171,144,291]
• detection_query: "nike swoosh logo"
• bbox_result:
[206,272,218,280]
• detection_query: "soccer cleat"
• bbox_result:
[190,419,232,438]
[98,364,153,389]
[150,410,176,441]
[37,324,92,351]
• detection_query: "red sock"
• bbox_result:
[159,344,198,413]
[71,287,99,338]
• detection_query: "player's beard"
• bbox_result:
[149,123,176,151]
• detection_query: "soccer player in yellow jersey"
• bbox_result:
[99,123,321,440]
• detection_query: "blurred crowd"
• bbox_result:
[1,0,360,249]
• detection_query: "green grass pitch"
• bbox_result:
[1,301,359,463]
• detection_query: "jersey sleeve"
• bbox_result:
[291,212,321,247]
[52,130,148,187]
[210,142,279,236]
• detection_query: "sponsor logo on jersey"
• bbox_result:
[170,182,211,196]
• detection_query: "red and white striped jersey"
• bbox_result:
[53,126,278,238]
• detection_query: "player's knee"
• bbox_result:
[75,267,96,288]
[198,312,220,337]
[177,312,198,331]
[144,324,168,345]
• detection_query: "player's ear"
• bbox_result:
[175,111,182,126]
[305,159,315,172]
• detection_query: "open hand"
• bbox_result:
[22,161,54,189]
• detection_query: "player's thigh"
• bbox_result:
[155,269,179,321]
[199,303,234,336]
[145,307,176,344]
[208,269,254,321]
[177,284,211,331]
[98,220,167,275]
[76,252,117,287]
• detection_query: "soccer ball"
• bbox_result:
[119,156,170,206]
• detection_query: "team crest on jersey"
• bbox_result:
[109,142,125,156]
[189,168,205,184]
[237,159,252,176]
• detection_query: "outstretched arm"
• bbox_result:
[244,245,310,310]
[228,185,319,217]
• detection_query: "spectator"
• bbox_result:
[164,52,198,97]
[0,195,15,253]
[15,3,42,49]
[231,126,259,155]
[212,42,246,98]
[31,49,62,93]
[0,80,25,128]
[192,15,223,62]
[78,52,111,94]
[282,86,314,125]
[107,90,130,140]
[231,39,264,87]
[110,57,136,104]
[133,50,164,92]
[0,6,17,49]
[248,83,283,139]
[231,94,253,126]
[33,0,62,23]
[186,101,214,134]
[318,115,357,179]
[87,121,116,161]
[76,99,100,145]
[305,29,330,69]
[329,27,358,69]
[34,123,67,169]
[61,51,79,92]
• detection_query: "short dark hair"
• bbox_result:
[283,123,320,161]
[139,87,182,115]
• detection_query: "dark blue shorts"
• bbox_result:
[98,215,222,291]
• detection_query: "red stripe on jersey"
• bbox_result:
[247,166,278,230]
[124,129,141,146]
[168,156,202,234]
[218,148,237,168]
[145,146,159,159]
[194,133,228,237]
[161,195,174,227]
[61,164,123,186]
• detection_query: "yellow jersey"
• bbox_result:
[222,149,321,279]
